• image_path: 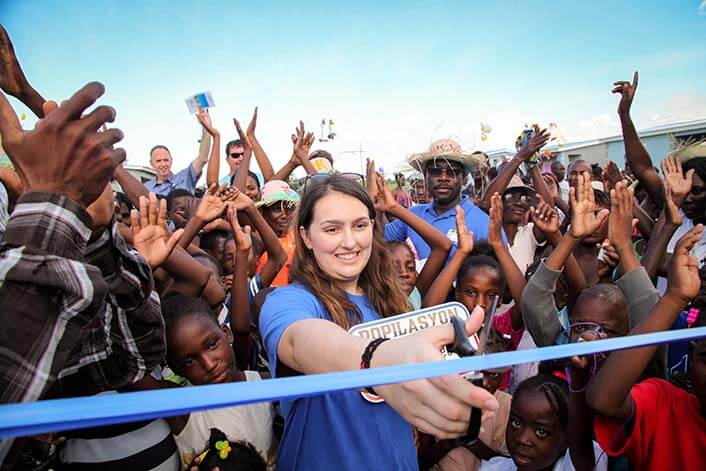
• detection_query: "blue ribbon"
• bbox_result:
[1,327,705,439]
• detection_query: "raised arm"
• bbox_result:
[191,124,217,179]
[641,156,693,279]
[488,193,525,328]
[178,184,238,249]
[423,206,473,307]
[271,121,317,181]
[372,170,451,295]
[481,128,549,209]
[246,107,275,181]
[232,115,254,192]
[0,24,46,118]
[233,189,286,287]
[613,71,662,203]
[196,109,220,187]
[587,225,703,421]
[226,204,254,369]
[113,162,149,208]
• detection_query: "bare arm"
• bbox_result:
[587,226,703,421]
[481,128,550,209]
[423,206,474,307]
[488,193,525,329]
[376,173,452,296]
[613,72,662,203]
[226,205,254,369]
[191,127,212,177]
[236,194,286,287]
[246,107,275,181]
[113,163,149,208]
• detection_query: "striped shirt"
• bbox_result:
[0,192,166,465]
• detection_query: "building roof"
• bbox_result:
[544,118,706,154]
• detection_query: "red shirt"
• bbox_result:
[594,378,706,470]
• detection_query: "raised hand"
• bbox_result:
[660,155,693,208]
[226,204,252,254]
[455,205,474,255]
[130,193,183,268]
[195,183,239,222]
[608,180,634,251]
[542,173,560,201]
[0,82,125,207]
[666,224,704,304]
[233,117,252,150]
[232,188,255,211]
[519,128,550,159]
[569,172,609,240]
[488,192,504,248]
[663,180,683,227]
[246,106,258,138]
[530,194,560,236]
[366,158,379,203]
[0,25,44,117]
[601,161,623,193]
[291,120,315,164]
[196,108,219,136]
[374,173,398,213]
[612,71,639,115]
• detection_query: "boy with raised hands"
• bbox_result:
[587,224,706,469]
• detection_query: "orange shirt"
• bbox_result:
[257,231,296,287]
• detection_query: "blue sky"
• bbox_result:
[2,1,706,178]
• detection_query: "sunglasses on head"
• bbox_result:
[229,152,244,159]
[301,172,365,194]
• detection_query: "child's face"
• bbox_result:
[506,391,567,471]
[455,266,502,313]
[689,339,706,414]
[571,296,628,339]
[169,196,194,229]
[245,176,261,202]
[222,239,236,275]
[167,315,236,385]
[391,244,417,296]
[480,369,505,395]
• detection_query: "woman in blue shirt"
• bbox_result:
[259,174,498,470]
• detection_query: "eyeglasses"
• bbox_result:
[229,152,244,159]
[301,172,365,194]
[425,166,463,178]
[557,322,606,345]
[503,192,533,205]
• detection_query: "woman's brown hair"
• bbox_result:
[290,174,411,329]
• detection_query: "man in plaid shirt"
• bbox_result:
[0,83,170,465]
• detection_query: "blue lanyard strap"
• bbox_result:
[1,326,705,439]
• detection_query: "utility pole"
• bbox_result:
[339,142,365,176]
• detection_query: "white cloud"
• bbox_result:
[699,1,706,15]
[648,94,706,124]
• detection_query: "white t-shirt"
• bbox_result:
[479,441,607,470]
[657,211,706,293]
[508,223,545,275]
[174,371,274,468]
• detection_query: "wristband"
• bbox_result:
[360,338,390,395]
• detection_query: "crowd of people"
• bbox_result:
[1,25,706,471]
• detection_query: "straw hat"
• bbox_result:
[673,139,706,163]
[408,138,487,174]
[255,180,300,208]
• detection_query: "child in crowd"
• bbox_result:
[369,168,452,309]
[587,225,706,470]
[158,295,275,470]
[189,428,266,471]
